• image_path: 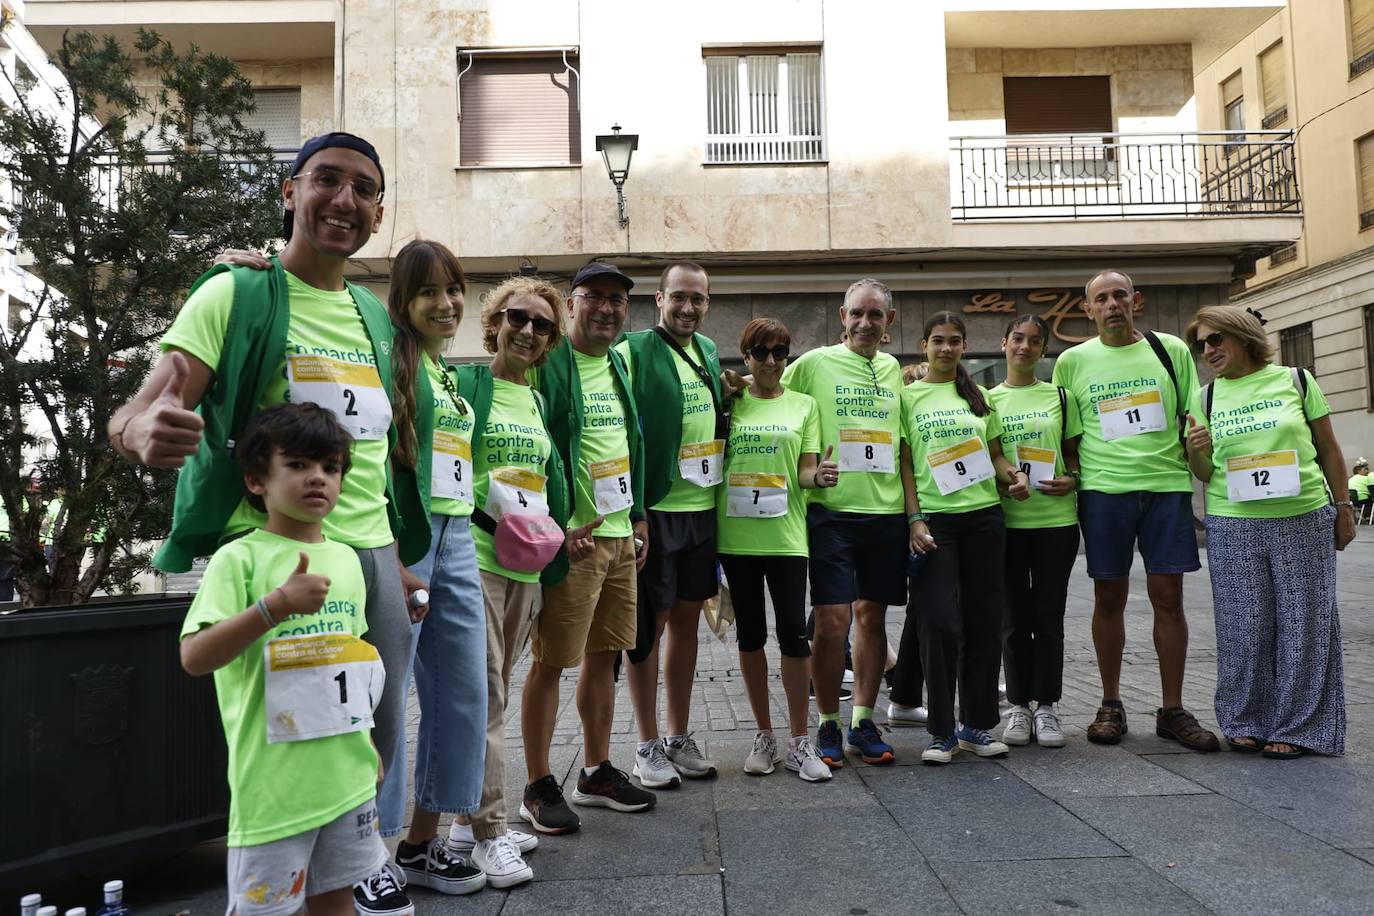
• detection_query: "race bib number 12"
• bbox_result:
[1225,450,1301,502]
[264,633,384,745]
[287,354,391,440]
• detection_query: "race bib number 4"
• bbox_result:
[431,431,473,503]
[288,354,391,440]
[726,473,788,518]
[678,440,725,487]
[485,466,549,519]
[1225,450,1301,502]
[838,429,895,473]
[590,456,634,515]
[1097,388,1166,441]
[264,633,384,744]
[1016,445,1058,491]
[928,437,995,496]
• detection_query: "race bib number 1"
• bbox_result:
[838,429,895,473]
[1097,388,1166,441]
[264,634,384,745]
[726,473,788,518]
[590,456,634,515]
[1225,450,1301,502]
[1016,445,1057,491]
[678,440,725,487]
[927,437,995,496]
[430,431,473,503]
[485,466,549,519]
[288,354,391,440]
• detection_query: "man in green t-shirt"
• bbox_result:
[520,262,655,834]
[1051,269,1218,753]
[1348,459,1370,509]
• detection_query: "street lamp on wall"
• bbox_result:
[595,124,638,229]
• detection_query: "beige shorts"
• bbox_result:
[532,535,637,668]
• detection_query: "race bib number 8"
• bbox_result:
[264,634,384,744]
[1225,450,1301,502]
[1097,388,1166,441]
[288,354,391,440]
[838,429,895,473]
[678,440,725,487]
[1016,445,1057,491]
[927,437,995,496]
[486,466,549,519]
[431,431,473,503]
[590,456,634,515]
[726,473,788,518]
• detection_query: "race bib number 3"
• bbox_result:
[928,437,995,496]
[1225,450,1301,502]
[1097,388,1166,441]
[726,472,788,518]
[431,431,473,503]
[486,466,549,519]
[1016,445,1058,491]
[288,354,391,440]
[590,455,634,515]
[264,634,384,745]
[838,429,895,473]
[678,440,725,487]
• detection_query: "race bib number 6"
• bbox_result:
[678,440,725,487]
[838,429,895,473]
[264,633,384,744]
[927,437,995,496]
[1097,388,1166,441]
[288,354,391,440]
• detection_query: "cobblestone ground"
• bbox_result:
[139,539,1374,914]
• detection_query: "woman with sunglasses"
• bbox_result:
[893,311,1030,765]
[717,319,839,782]
[1183,306,1353,758]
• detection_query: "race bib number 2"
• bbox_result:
[264,633,384,745]
[838,429,895,473]
[288,354,391,440]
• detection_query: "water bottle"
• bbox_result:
[20,895,41,916]
[96,882,128,916]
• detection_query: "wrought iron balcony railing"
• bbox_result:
[950,131,1299,221]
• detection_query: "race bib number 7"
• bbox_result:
[264,633,384,744]
[288,354,391,440]
[726,473,788,518]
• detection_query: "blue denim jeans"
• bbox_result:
[378,513,488,835]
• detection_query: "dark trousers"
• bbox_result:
[888,589,924,709]
[1002,524,1079,706]
[892,505,1006,737]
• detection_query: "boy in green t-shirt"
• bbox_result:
[180,404,387,916]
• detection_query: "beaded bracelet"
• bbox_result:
[255,595,277,628]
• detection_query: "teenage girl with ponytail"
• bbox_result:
[893,311,1030,765]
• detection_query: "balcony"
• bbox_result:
[950,131,1298,221]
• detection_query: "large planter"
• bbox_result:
[0,594,228,891]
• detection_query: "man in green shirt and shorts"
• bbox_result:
[1052,269,1219,753]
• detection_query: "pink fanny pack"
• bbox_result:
[474,509,564,573]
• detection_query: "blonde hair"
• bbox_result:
[479,276,565,368]
[1184,305,1273,365]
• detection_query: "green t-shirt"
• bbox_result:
[902,381,1003,515]
[988,381,1083,529]
[179,528,377,847]
[1351,475,1371,501]
[161,270,393,549]
[716,388,821,557]
[569,349,633,537]
[1190,363,1332,519]
[1051,333,1196,494]
[780,344,904,514]
[472,378,554,583]
[424,354,475,519]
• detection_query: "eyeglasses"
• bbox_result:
[292,168,383,204]
[746,344,790,363]
[666,291,710,308]
[502,307,557,337]
[574,290,630,309]
[1190,332,1225,355]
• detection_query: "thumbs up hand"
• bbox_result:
[1185,414,1212,460]
[118,351,206,468]
[815,445,840,488]
[277,551,332,617]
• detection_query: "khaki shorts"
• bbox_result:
[533,535,637,668]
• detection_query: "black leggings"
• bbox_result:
[718,554,811,657]
[1002,524,1079,706]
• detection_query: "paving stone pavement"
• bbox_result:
[132,539,1374,914]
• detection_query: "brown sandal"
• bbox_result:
[1226,735,1263,753]
[1155,707,1219,752]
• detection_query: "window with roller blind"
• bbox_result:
[1259,42,1287,128]
[703,48,824,164]
[1351,0,1374,78]
[457,51,580,167]
[1002,76,1114,183]
[1359,132,1374,230]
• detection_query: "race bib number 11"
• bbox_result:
[1097,388,1166,441]
[264,633,384,745]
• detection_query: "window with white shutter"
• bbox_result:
[703,48,824,164]
[1259,42,1286,128]
[457,51,580,167]
[244,89,302,150]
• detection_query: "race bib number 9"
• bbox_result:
[590,456,634,515]
[288,354,391,440]
[1016,445,1057,491]
[726,472,788,518]
[431,431,473,503]
[678,440,725,487]
[927,437,995,496]
[1097,388,1166,441]
[1225,450,1301,502]
[264,633,384,745]
[838,429,895,473]
[486,466,549,519]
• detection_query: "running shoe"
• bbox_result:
[353,862,414,916]
[1003,706,1032,746]
[921,734,959,765]
[517,774,580,834]
[846,719,896,765]
[633,738,682,788]
[665,733,718,779]
[1034,705,1066,748]
[816,720,845,769]
[570,761,657,812]
[744,730,781,775]
[786,736,833,782]
[394,837,485,896]
[955,723,1010,758]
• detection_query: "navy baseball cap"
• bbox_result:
[570,261,634,292]
[282,132,386,241]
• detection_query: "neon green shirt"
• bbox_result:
[1351,475,1372,501]
[472,378,554,583]
[988,381,1082,529]
[1051,333,1196,494]
[717,388,820,557]
[1190,364,1332,519]
[569,349,633,537]
[180,529,377,847]
[424,354,475,518]
[162,271,393,548]
[780,344,904,515]
[902,381,1003,515]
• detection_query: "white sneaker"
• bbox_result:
[1035,705,1066,748]
[744,730,781,775]
[785,736,833,782]
[447,820,539,854]
[471,835,533,889]
[665,733,718,779]
[633,738,682,788]
[842,668,855,684]
[1003,705,1033,746]
[886,702,929,726]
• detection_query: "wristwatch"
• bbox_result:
[908,512,930,525]
[1066,469,1081,480]
[1334,500,1354,509]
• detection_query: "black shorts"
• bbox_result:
[628,508,718,664]
[718,554,810,657]
[806,505,908,608]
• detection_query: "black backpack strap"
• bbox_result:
[651,326,728,437]
[1057,385,1068,439]
[1203,382,1215,424]
[1143,330,1186,445]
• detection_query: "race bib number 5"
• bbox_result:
[288,354,391,440]
[485,466,549,519]
[726,473,788,518]
[1225,451,1301,502]
[591,456,634,515]
[838,429,895,473]
[928,437,995,496]
[264,634,384,744]
[431,431,473,503]
[1097,388,1166,441]
[678,440,725,487]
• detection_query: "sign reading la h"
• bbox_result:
[964,289,1145,344]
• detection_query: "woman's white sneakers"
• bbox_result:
[744,731,782,775]
[785,736,833,781]
[1003,706,1033,745]
[886,702,929,726]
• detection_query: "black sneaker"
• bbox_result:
[353,863,414,916]
[395,837,485,896]
[569,761,657,812]
[519,774,582,834]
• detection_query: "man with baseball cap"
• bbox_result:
[110,132,456,915]
[518,261,656,836]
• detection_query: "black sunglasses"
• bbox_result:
[747,344,790,363]
[502,307,556,337]
[1190,332,1225,355]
